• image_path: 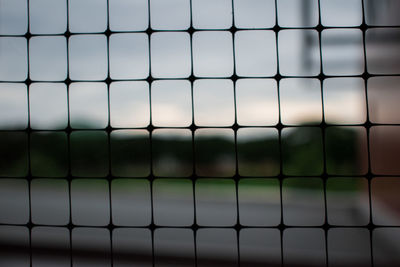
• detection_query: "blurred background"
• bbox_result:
[0,0,400,266]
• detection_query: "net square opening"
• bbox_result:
[109,33,149,80]
[29,83,68,130]
[193,31,234,77]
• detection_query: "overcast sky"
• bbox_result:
[0,0,394,131]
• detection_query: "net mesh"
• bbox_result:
[0,0,400,266]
